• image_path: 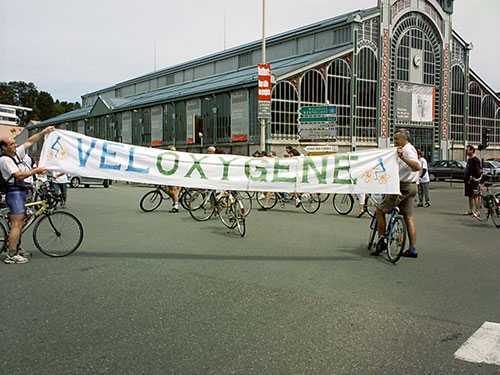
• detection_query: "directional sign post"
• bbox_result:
[298,105,338,142]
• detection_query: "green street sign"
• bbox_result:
[299,106,337,116]
[299,116,337,123]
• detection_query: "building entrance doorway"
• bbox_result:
[406,127,434,162]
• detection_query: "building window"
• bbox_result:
[299,70,326,105]
[450,66,465,143]
[481,95,496,146]
[271,81,299,140]
[496,109,500,146]
[327,59,351,141]
[356,48,378,143]
[396,28,436,85]
[467,82,482,144]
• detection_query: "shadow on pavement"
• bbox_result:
[74,251,363,263]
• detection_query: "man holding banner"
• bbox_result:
[0,126,54,264]
[372,129,422,259]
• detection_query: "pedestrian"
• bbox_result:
[285,145,300,157]
[463,145,482,217]
[207,146,216,154]
[417,150,431,207]
[0,126,54,264]
[53,171,69,208]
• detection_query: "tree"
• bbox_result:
[36,91,56,121]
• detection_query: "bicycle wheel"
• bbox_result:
[365,194,383,218]
[236,191,253,217]
[139,190,163,212]
[189,193,216,221]
[318,193,330,203]
[386,215,407,264]
[218,195,237,229]
[256,192,278,210]
[332,194,354,215]
[300,193,321,214]
[232,203,246,237]
[183,189,206,211]
[33,211,84,257]
[489,207,500,228]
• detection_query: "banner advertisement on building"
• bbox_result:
[396,83,435,123]
[40,130,401,194]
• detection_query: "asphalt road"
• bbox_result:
[1,183,499,374]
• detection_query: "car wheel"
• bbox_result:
[429,174,436,182]
[103,180,109,188]
[70,177,80,188]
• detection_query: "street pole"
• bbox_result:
[260,0,267,152]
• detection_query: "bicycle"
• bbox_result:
[187,190,246,237]
[332,193,380,218]
[139,185,187,212]
[0,181,84,257]
[472,181,500,228]
[367,206,407,264]
[256,192,321,214]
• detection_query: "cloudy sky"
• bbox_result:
[0,0,498,103]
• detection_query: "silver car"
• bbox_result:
[68,174,111,188]
[483,161,500,182]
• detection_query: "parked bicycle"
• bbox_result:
[0,180,84,257]
[256,192,321,213]
[367,205,407,264]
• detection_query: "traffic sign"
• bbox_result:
[298,116,337,124]
[299,106,337,116]
[304,145,339,153]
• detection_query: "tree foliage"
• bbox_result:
[0,81,81,122]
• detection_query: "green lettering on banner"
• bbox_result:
[244,158,269,182]
[272,159,296,183]
[333,155,358,185]
[301,157,328,184]
[185,155,208,179]
[157,152,179,176]
[219,157,239,181]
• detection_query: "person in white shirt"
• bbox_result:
[417,150,431,207]
[53,171,69,208]
[372,129,422,258]
[0,126,54,264]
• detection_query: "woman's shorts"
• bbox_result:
[6,190,27,214]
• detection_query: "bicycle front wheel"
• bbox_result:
[300,193,321,214]
[318,193,330,203]
[139,190,163,212]
[0,221,7,253]
[33,211,84,257]
[256,192,278,210]
[189,194,216,222]
[490,207,500,228]
[232,203,246,237]
[386,215,406,264]
[332,194,354,215]
[236,191,253,217]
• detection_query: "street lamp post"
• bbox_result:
[212,106,218,146]
[260,0,267,152]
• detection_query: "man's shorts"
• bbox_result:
[6,189,28,215]
[379,182,417,216]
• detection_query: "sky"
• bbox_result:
[0,0,499,103]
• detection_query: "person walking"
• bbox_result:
[0,126,54,264]
[464,145,482,217]
[417,150,431,207]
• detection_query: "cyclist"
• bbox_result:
[371,129,422,259]
[0,126,54,264]
[160,146,181,213]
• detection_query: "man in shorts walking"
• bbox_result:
[371,129,422,258]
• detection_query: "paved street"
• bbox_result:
[1,183,499,374]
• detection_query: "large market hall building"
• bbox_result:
[37,0,500,160]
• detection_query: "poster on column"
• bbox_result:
[40,130,401,195]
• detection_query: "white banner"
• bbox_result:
[39,130,401,194]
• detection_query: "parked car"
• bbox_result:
[428,160,466,181]
[68,174,111,188]
[482,160,500,182]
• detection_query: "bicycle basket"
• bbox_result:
[483,195,495,209]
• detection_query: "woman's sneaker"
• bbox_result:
[3,253,29,264]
